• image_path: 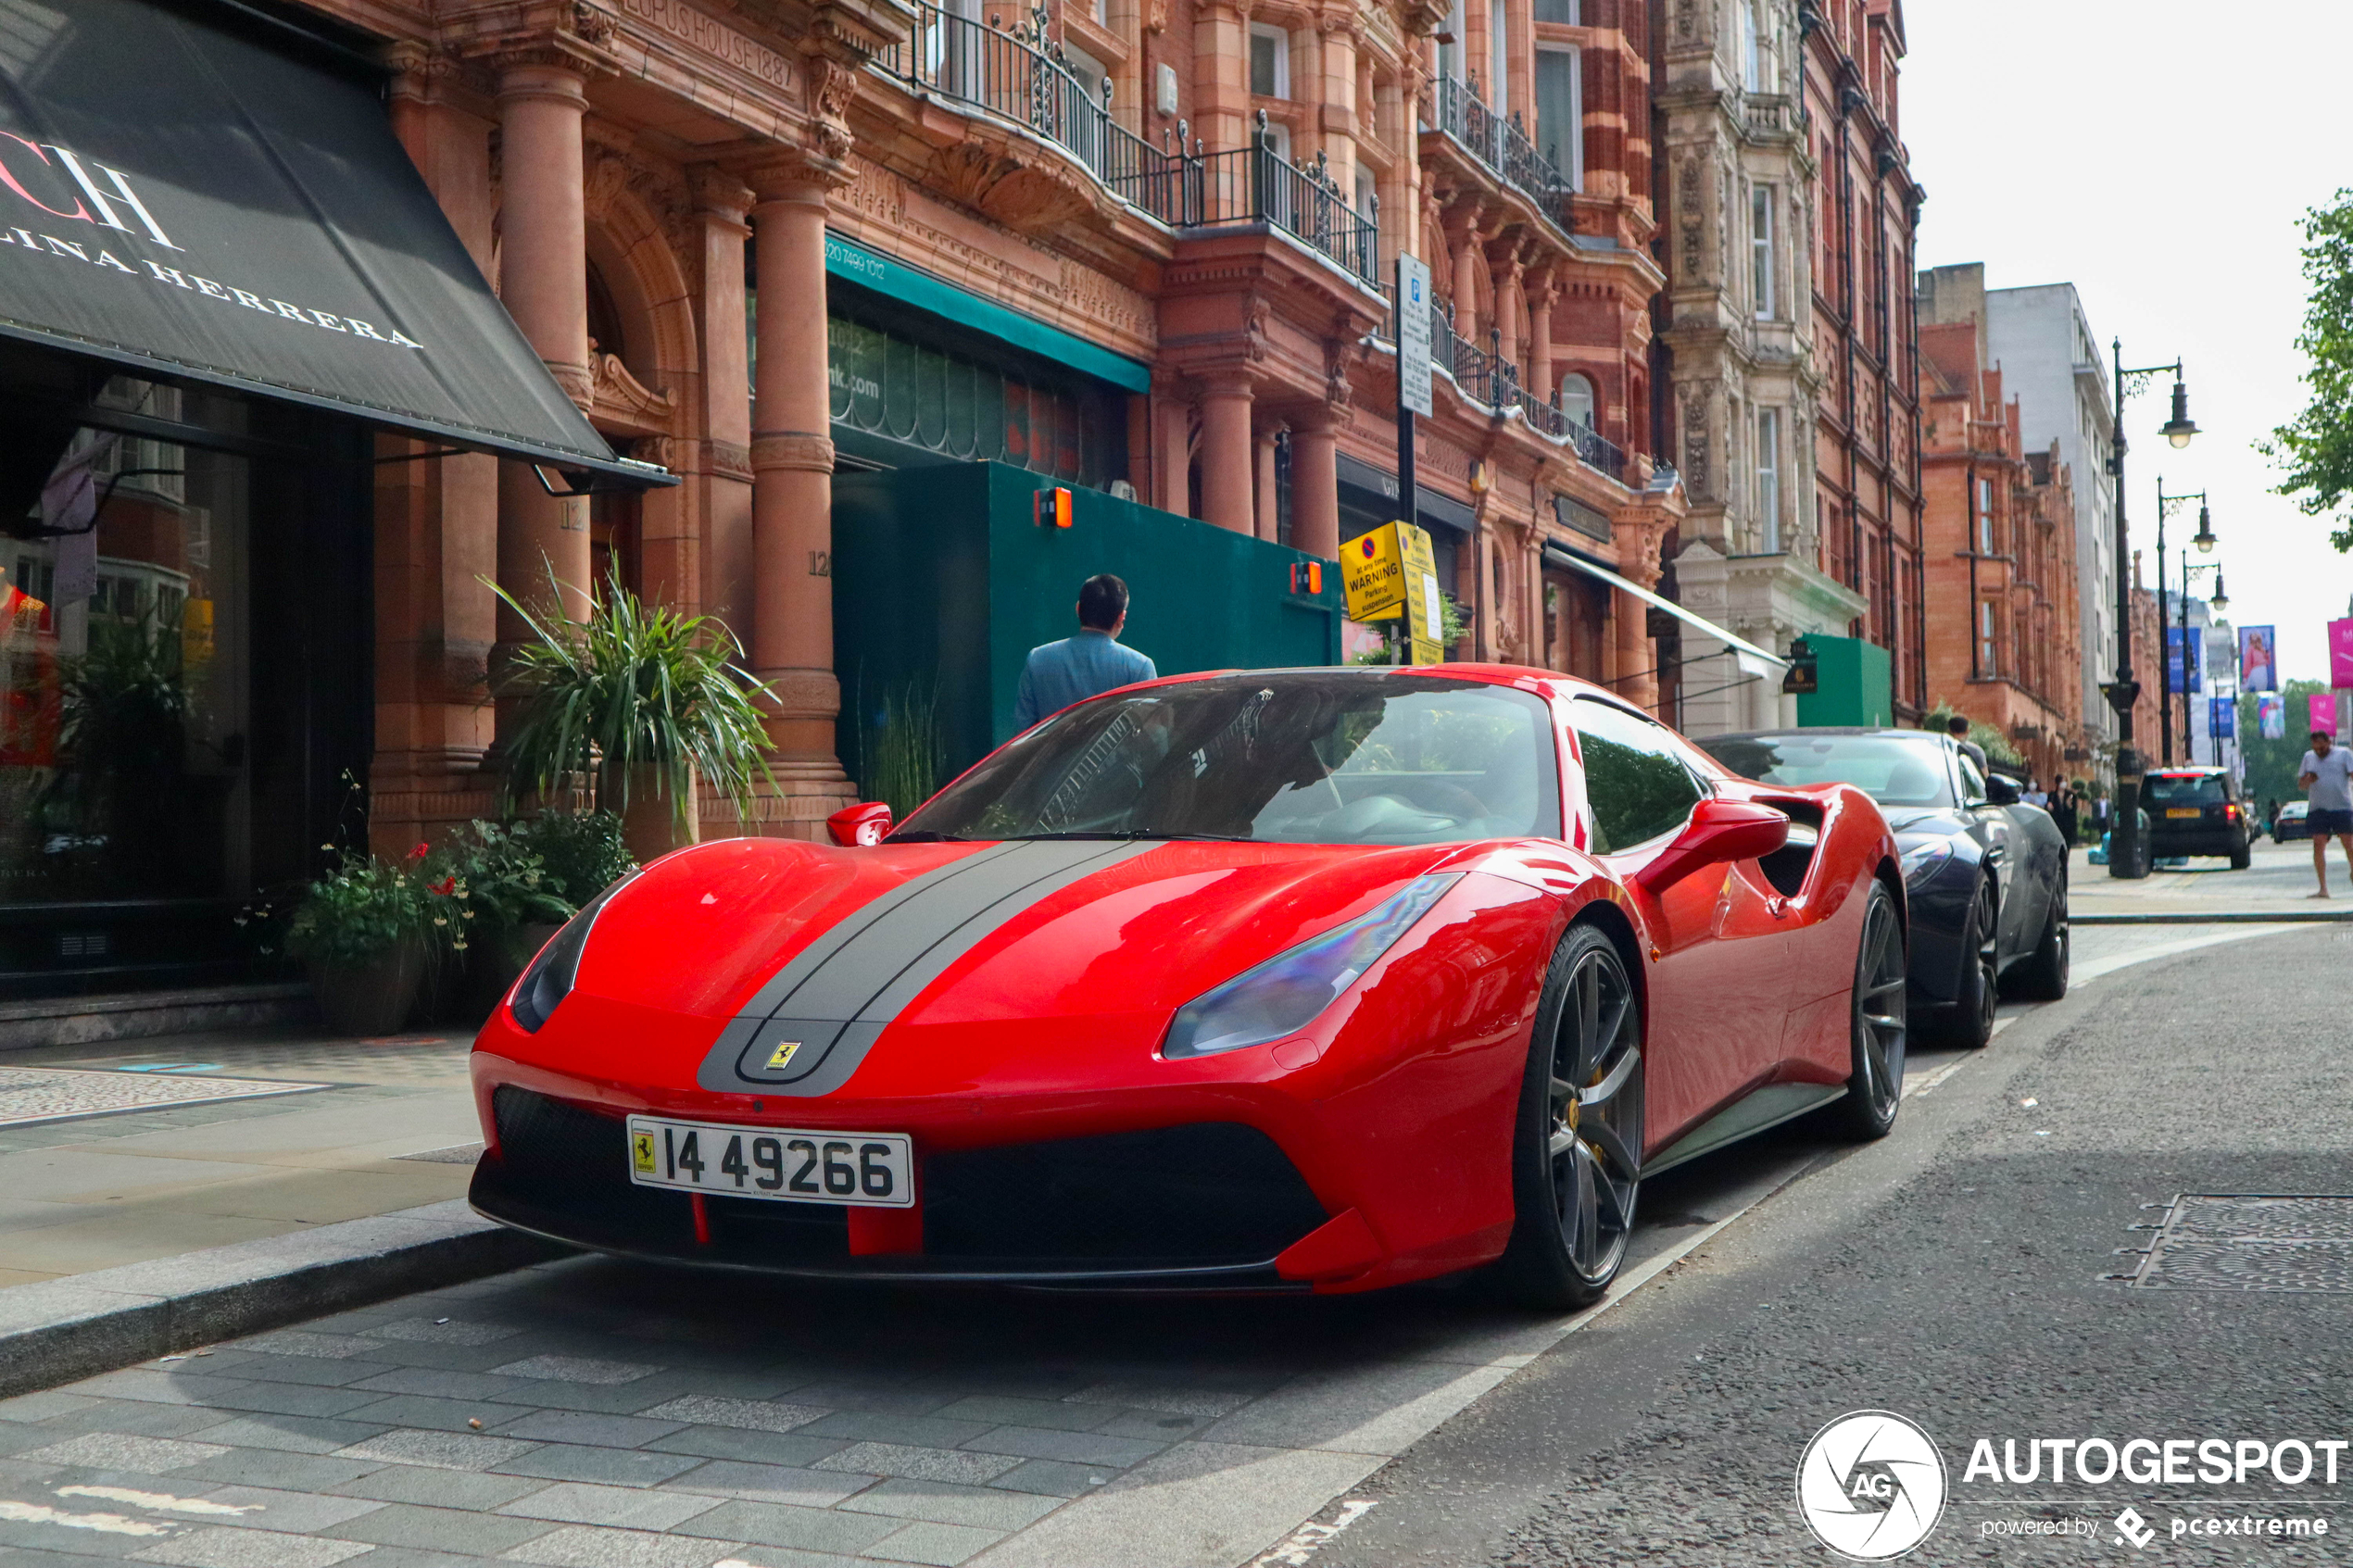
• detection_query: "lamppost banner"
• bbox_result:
[2167,627,2201,694]
[2309,692,2339,737]
[2238,626,2278,692]
[2330,619,2353,688]
[2210,696,2236,740]
[2259,693,2286,740]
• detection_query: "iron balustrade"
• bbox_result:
[1429,76,1576,234]
[878,11,1377,281]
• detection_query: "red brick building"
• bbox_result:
[1917,270,2086,785]
[1799,0,1924,714]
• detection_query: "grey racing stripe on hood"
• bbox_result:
[694,839,1159,1098]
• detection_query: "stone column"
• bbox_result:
[1617,587,1656,714]
[1528,272,1555,403]
[1449,220,1482,340]
[1290,407,1340,559]
[1315,13,1360,201]
[695,169,755,637]
[1153,389,1193,516]
[1491,246,1522,372]
[1198,376,1255,533]
[1254,423,1282,542]
[748,165,852,798]
[493,56,593,746]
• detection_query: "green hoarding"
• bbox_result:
[1793,633,1894,728]
[832,462,1343,802]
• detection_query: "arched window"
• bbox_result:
[1558,372,1595,431]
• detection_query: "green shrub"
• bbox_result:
[502,810,636,909]
[279,847,451,967]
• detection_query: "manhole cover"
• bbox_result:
[2121,1195,2353,1292]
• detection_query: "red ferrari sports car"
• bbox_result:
[471,665,1905,1307]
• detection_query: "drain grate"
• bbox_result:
[2119,1195,2353,1292]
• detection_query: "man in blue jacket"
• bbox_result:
[1013,574,1156,731]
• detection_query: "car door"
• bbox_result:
[1567,697,1798,1151]
[1956,751,2032,964]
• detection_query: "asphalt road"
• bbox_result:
[1323,922,2353,1566]
[0,923,2330,1567]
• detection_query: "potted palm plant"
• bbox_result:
[490,567,778,861]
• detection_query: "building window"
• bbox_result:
[1491,3,1510,116]
[1976,477,1994,553]
[1534,0,1579,21]
[1978,599,1997,676]
[1751,185,1775,319]
[1249,24,1288,98]
[1440,0,1466,83]
[1535,47,1582,190]
[1558,371,1595,430]
[1755,407,1780,552]
[1742,0,1775,91]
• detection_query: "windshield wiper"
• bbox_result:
[1011,830,1259,843]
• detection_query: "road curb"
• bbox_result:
[0,1200,565,1399]
[2070,910,2353,925]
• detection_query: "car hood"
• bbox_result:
[571,834,1470,1029]
[1879,806,1971,838]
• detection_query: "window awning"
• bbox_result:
[1542,545,1791,673]
[0,0,667,487]
[824,232,1152,395]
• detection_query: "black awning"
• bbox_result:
[0,0,667,487]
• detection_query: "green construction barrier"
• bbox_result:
[832,461,1344,798]
[1793,633,1894,728]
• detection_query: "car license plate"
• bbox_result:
[624,1115,913,1207]
[2166,808,2201,818]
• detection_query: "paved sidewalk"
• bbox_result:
[2066,835,2353,917]
[0,1029,478,1287]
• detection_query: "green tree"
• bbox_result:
[2239,679,2329,817]
[2263,191,2353,549]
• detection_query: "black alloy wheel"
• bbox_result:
[1499,924,1644,1310]
[1932,877,1999,1048]
[2005,875,2070,1001]
[1828,880,1906,1140]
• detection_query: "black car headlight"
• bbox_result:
[509,875,635,1033]
[1163,874,1461,1060]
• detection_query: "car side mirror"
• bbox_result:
[1636,798,1790,895]
[827,802,893,847]
[1983,776,2020,806]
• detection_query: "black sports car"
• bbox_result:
[1698,727,2070,1047]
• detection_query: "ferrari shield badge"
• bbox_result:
[630,1130,657,1173]
[765,1039,802,1072]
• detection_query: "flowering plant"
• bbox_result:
[273,846,458,967]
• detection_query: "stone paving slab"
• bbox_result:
[0,1068,327,1131]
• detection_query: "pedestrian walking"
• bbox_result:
[2050,781,2079,846]
[1013,573,1157,731]
[1944,714,1987,777]
[2296,728,2353,897]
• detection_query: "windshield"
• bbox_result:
[1701,734,1957,808]
[2145,773,2225,805]
[896,672,1560,846]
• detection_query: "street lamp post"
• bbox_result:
[2155,484,2211,770]
[2104,343,2199,881]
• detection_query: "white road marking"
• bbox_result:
[0,1499,174,1536]
[1249,1499,1378,1566]
[56,1486,257,1516]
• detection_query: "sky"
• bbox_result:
[1903,1,2353,684]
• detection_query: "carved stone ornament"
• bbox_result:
[633,434,677,470]
[761,668,842,721]
[591,347,678,427]
[806,54,858,163]
[750,432,837,473]
[1144,0,1169,32]
[709,439,753,481]
[572,1,618,46]
[928,140,1101,231]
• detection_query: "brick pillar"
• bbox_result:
[493,57,593,740]
[1491,246,1522,371]
[747,168,853,813]
[1193,0,1249,151]
[694,169,755,639]
[1528,272,1554,402]
[1153,389,1193,516]
[1254,423,1282,541]
[1199,376,1255,533]
[1290,407,1340,559]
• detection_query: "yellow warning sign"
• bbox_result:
[1342,521,1446,665]
[631,1130,657,1173]
[764,1039,803,1072]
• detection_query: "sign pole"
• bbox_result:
[1393,253,1434,665]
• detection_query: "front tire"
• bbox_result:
[1497,924,1643,1311]
[1827,881,1906,1141]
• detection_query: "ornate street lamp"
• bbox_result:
[2155,483,2210,769]
[2193,503,2216,554]
[2108,348,2202,879]
[2209,570,2229,614]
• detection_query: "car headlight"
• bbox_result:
[509,874,635,1033]
[1896,836,1954,884]
[1163,874,1462,1060]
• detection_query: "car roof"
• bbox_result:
[2147,766,2227,775]
[1697,727,1952,745]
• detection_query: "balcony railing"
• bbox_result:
[878,6,1377,282]
[1370,288,1631,483]
[1428,75,1575,235]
